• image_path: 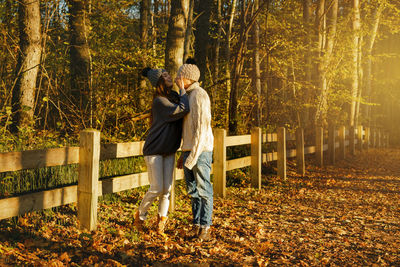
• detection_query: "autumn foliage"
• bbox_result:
[0,148,399,266]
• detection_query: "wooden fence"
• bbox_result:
[0,126,389,230]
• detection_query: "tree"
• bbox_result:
[1,0,14,82]
[224,0,237,126]
[349,0,361,126]
[139,0,150,44]
[183,0,194,62]
[165,0,189,83]
[362,1,384,125]
[313,0,325,125]
[213,0,222,84]
[194,0,213,84]
[138,0,151,108]
[302,0,312,128]
[228,0,265,134]
[68,0,92,128]
[315,0,338,126]
[251,0,262,126]
[229,0,249,134]
[11,0,42,132]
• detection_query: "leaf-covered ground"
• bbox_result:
[0,148,399,266]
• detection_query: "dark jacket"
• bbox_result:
[143,88,189,156]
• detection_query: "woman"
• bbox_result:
[135,67,189,234]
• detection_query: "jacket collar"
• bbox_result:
[186,82,200,92]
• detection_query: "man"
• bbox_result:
[176,58,214,241]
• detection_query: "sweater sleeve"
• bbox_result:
[153,88,190,122]
[184,89,212,170]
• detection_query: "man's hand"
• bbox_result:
[177,154,184,169]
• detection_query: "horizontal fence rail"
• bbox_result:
[0,126,389,230]
[0,147,80,173]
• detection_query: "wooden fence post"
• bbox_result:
[357,125,363,151]
[315,127,323,167]
[328,124,335,165]
[382,131,386,148]
[349,126,355,155]
[365,127,370,150]
[386,132,390,148]
[78,129,100,231]
[378,129,381,148]
[296,128,305,176]
[277,127,286,180]
[372,128,376,148]
[251,127,262,189]
[338,126,346,160]
[213,129,226,198]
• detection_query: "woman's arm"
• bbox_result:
[153,88,190,122]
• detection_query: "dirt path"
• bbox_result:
[0,149,399,266]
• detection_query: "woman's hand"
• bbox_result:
[175,76,185,90]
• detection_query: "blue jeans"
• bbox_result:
[183,151,213,226]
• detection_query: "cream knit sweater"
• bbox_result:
[181,82,214,170]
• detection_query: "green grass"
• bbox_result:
[0,165,78,198]
[0,156,146,198]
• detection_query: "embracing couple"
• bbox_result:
[134,59,214,241]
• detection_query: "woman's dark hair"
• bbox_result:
[155,73,179,104]
[154,73,171,98]
[148,73,171,124]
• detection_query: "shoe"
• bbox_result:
[156,215,168,234]
[198,226,211,241]
[188,224,201,238]
[134,210,144,231]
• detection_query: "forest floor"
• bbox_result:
[0,148,400,266]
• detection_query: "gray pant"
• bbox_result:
[138,153,175,220]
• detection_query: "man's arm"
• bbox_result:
[184,89,211,170]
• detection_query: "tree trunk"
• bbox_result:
[302,0,312,128]
[183,0,194,62]
[363,3,383,125]
[11,0,42,132]
[140,0,150,44]
[313,0,325,126]
[262,1,271,125]
[315,0,338,125]
[251,0,261,126]
[315,0,325,58]
[138,0,151,108]
[165,0,189,82]
[68,0,92,127]
[355,36,362,126]
[1,0,13,83]
[229,0,248,134]
[349,0,361,127]
[154,0,159,16]
[325,0,338,66]
[225,0,237,126]
[214,0,222,83]
[194,0,213,84]
[228,0,264,134]
[151,7,157,56]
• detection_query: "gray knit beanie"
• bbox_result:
[142,67,166,87]
[176,58,200,82]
